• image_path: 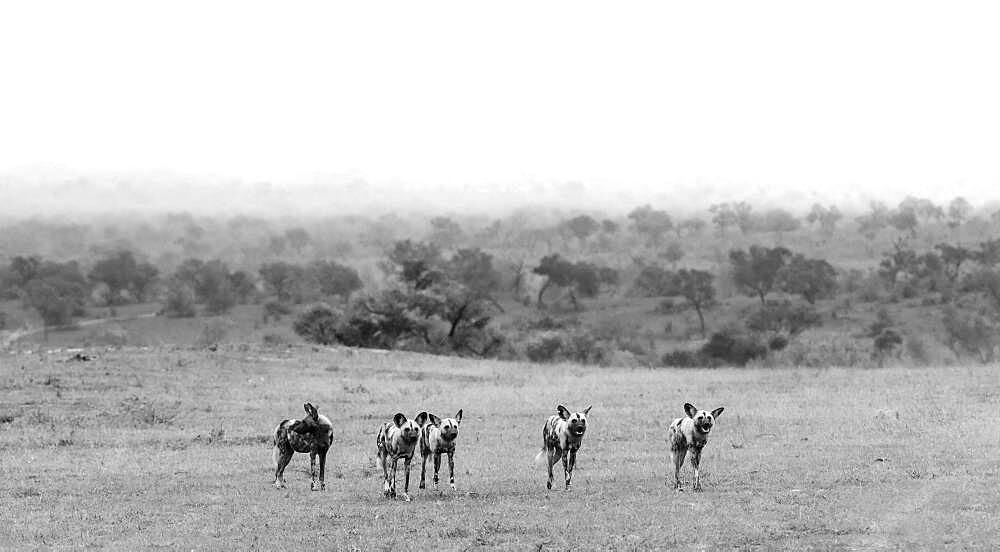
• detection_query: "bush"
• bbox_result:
[661,349,713,367]
[524,333,564,363]
[292,305,341,346]
[263,300,293,322]
[701,329,767,366]
[162,281,196,318]
[262,332,292,347]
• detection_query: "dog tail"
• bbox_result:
[533,448,547,468]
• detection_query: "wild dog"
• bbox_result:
[667,403,724,492]
[534,405,592,490]
[376,412,427,501]
[418,410,463,491]
[272,403,334,490]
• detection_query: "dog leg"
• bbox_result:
[433,453,442,487]
[546,447,558,490]
[671,446,687,491]
[274,446,293,489]
[690,446,703,492]
[309,451,318,491]
[447,451,456,490]
[318,450,327,491]
[563,449,573,490]
[384,455,395,498]
[419,453,428,489]
[402,456,412,502]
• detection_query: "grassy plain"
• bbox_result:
[1,345,998,550]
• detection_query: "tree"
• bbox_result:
[630,265,676,297]
[733,202,755,234]
[228,270,257,304]
[428,217,465,248]
[24,261,89,339]
[778,254,837,304]
[806,204,842,237]
[947,197,972,229]
[284,227,311,254]
[259,261,306,303]
[88,250,159,305]
[533,255,602,310]
[855,201,889,252]
[899,196,943,224]
[563,215,600,244]
[709,203,738,235]
[888,208,919,238]
[933,244,972,283]
[673,269,716,338]
[758,208,801,240]
[877,237,917,289]
[309,260,363,299]
[627,205,673,245]
[600,219,619,234]
[676,217,707,237]
[729,246,792,305]
[660,242,685,268]
[387,240,443,290]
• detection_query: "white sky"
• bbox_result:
[2,1,999,203]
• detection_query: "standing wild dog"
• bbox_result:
[376,412,427,501]
[534,405,592,490]
[272,403,334,490]
[418,410,463,491]
[667,402,724,491]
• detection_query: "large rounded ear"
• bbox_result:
[557,405,571,420]
[454,409,463,425]
[415,412,429,427]
[393,413,407,428]
[427,414,442,426]
[583,405,592,416]
[303,403,313,416]
[711,407,725,419]
[306,403,319,418]
[684,403,698,418]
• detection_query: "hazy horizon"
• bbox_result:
[3,2,999,216]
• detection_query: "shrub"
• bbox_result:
[263,300,293,322]
[701,328,767,366]
[162,281,197,318]
[524,334,564,363]
[661,349,712,367]
[292,305,341,346]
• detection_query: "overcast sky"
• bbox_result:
[2,1,999,206]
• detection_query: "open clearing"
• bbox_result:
[1,346,998,550]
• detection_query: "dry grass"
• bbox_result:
[1,346,998,550]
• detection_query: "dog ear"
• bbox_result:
[711,407,724,419]
[454,409,463,425]
[583,405,592,416]
[557,405,571,420]
[307,403,319,418]
[393,413,407,428]
[415,412,429,427]
[303,403,313,417]
[428,414,442,427]
[684,403,698,418]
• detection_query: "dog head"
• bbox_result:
[288,403,333,448]
[684,403,724,434]
[428,409,463,442]
[393,412,426,443]
[557,405,592,437]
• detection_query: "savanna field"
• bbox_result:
[2,345,998,551]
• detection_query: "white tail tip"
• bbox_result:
[533,448,547,467]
